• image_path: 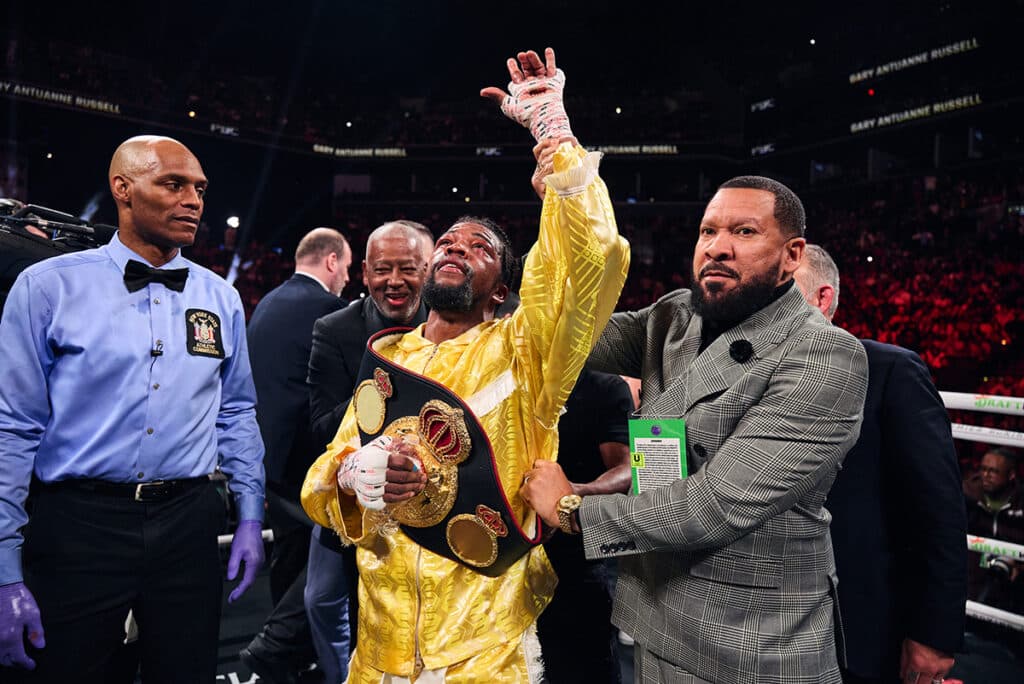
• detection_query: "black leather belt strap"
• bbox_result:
[43,476,210,502]
[355,328,544,577]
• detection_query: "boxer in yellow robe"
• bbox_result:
[301,48,629,683]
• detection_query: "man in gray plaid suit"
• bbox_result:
[522,176,869,684]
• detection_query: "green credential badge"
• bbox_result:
[627,418,687,495]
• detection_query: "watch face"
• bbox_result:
[558,494,582,512]
[557,494,582,534]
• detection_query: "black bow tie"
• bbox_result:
[123,259,189,293]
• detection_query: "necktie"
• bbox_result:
[123,259,189,293]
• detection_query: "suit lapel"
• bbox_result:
[644,317,702,417]
[647,286,811,416]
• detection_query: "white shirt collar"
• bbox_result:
[294,270,331,293]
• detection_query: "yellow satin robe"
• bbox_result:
[301,143,629,681]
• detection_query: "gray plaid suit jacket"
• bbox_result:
[582,284,868,684]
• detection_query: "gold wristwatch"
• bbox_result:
[556,494,582,534]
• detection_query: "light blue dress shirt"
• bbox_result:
[0,233,265,584]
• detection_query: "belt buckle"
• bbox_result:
[134,480,166,502]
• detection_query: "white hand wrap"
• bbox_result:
[499,68,574,142]
[336,435,390,511]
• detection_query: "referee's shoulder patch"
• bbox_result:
[185,308,225,358]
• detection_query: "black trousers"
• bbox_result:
[538,540,620,684]
[12,479,225,684]
[251,490,316,668]
[266,490,312,605]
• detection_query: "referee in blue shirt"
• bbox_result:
[0,135,266,682]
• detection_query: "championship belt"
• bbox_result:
[351,328,544,577]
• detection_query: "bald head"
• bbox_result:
[107,135,207,266]
[295,227,351,296]
[366,220,433,262]
[794,243,840,320]
[296,228,350,266]
[109,136,194,184]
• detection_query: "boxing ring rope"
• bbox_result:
[951,423,1024,449]
[942,391,1024,451]
[967,536,1024,561]
[942,392,1024,632]
[963,535,1024,630]
[940,392,1024,417]
[217,528,275,547]
[965,601,1024,631]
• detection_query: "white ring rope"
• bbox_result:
[217,527,274,547]
[940,392,1024,417]
[944,390,1024,633]
[965,600,1024,631]
[966,535,1024,561]
[950,423,1024,448]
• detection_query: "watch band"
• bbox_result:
[556,494,582,535]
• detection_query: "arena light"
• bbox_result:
[451,186,458,193]
[866,256,874,263]
[809,38,816,46]
[345,121,353,128]
[615,106,622,114]
[464,197,471,203]
[45,152,53,159]
[226,216,240,229]
[188,110,196,118]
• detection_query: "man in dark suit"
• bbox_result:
[523,176,868,684]
[241,227,351,683]
[794,244,967,684]
[304,219,433,684]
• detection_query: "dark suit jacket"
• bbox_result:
[308,297,428,451]
[829,339,966,678]
[247,274,345,499]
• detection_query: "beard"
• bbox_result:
[691,260,782,327]
[374,290,419,324]
[422,269,475,312]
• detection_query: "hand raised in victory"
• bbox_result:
[481,47,574,142]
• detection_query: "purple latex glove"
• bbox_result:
[226,519,265,603]
[0,582,45,670]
